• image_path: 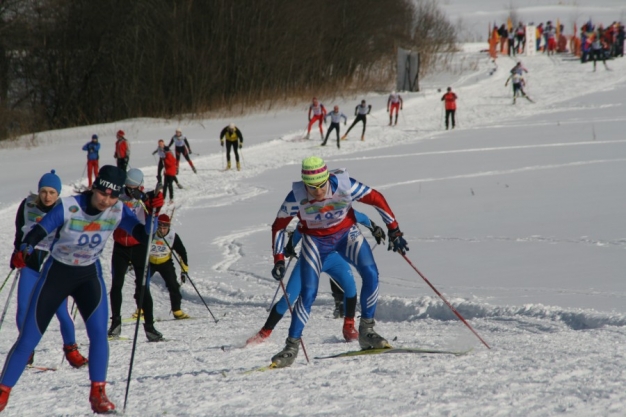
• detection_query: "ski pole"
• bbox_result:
[221,142,225,171]
[139,200,218,323]
[0,270,19,334]
[0,269,14,294]
[123,207,157,413]
[278,279,310,364]
[399,253,491,349]
[183,273,219,323]
[266,257,294,312]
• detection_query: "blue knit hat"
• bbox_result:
[38,170,62,194]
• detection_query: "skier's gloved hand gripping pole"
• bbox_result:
[138,200,219,324]
[267,230,297,310]
[388,228,491,349]
[124,205,158,413]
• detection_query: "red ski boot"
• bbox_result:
[63,343,88,369]
[89,382,115,414]
[0,384,12,412]
[246,328,272,346]
[342,317,359,342]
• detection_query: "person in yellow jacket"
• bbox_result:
[148,214,190,319]
[219,123,244,171]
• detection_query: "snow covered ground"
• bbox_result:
[2,19,626,417]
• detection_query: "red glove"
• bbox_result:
[148,192,164,211]
[10,252,26,269]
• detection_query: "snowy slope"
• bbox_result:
[1,41,626,417]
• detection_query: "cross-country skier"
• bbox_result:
[219,124,244,171]
[0,165,158,414]
[387,91,403,126]
[505,73,532,104]
[82,135,100,188]
[153,139,182,189]
[321,106,347,149]
[247,210,386,345]
[167,128,197,174]
[510,61,528,76]
[441,87,458,130]
[10,170,88,369]
[268,156,409,367]
[162,146,178,204]
[342,100,371,141]
[107,168,165,342]
[114,130,130,171]
[590,30,610,71]
[148,214,190,319]
[306,97,327,140]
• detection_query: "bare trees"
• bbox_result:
[0,0,456,139]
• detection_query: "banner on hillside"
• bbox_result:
[396,48,420,92]
[526,25,537,56]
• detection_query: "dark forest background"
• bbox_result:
[0,0,456,140]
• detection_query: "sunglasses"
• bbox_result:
[306,180,328,190]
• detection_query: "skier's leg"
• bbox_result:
[1,259,69,387]
[287,236,325,339]
[73,261,109,382]
[131,245,154,327]
[109,244,129,321]
[15,267,39,331]
[336,225,379,319]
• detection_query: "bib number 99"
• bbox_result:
[78,233,102,249]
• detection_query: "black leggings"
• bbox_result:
[163,175,175,200]
[345,114,367,136]
[226,141,239,162]
[445,109,456,128]
[110,242,154,325]
[150,261,182,311]
[322,122,341,146]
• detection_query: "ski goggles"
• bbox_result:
[305,179,328,190]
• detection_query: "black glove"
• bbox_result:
[284,233,298,259]
[368,221,386,245]
[387,227,409,255]
[180,272,188,284]
[271,260,286,281]
[127,187,146,201]
[239,143,242,149]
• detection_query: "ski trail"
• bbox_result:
[375,158,626,190]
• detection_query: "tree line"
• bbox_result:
[0,0,456,140]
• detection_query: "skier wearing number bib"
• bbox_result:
[268,156,409,368]
[0,165,158,414]
[10,170,87,369]
[108,168,164,341]
[247,210,386,346]
[148,214,190,320]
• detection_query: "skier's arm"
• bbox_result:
[167,137,175,148]
[271,191,299,263]
[93,143,101,152]
[236,128,244,143]
[400,96,403,109]
[367,105,371,114]
[308,106,312,121]
[13,199,27,251]
[341,113,347,124]
[354,209,386,244]
[172,234,188,266]
[219,127,228,140]
[349,178,398,230]
[184,138,192,153]
[22,203,65,249]
[117,205,156,244]
[354,105,359,116]
[82,143,90,151]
